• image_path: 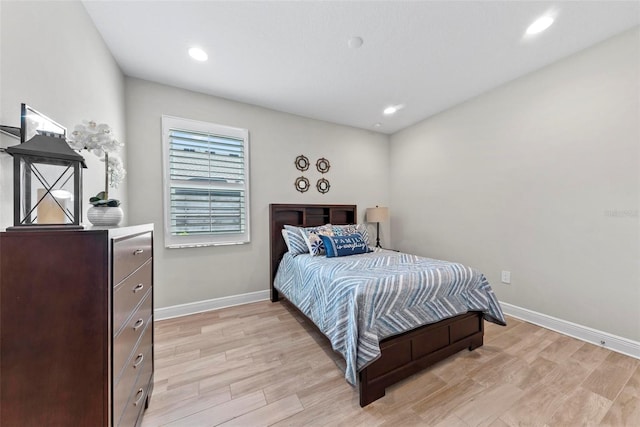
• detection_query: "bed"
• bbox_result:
[269,203,506,406]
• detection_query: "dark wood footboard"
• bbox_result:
[358,311,484,407]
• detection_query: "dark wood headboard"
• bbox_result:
[269,203,357,302]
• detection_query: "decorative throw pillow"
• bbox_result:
[331,224,358,236]
[299,224,334,256]
[282,225,310,256]
[331,224,371,248]
[355,224,371,247]
[320,233,370,258]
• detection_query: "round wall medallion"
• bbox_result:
[316,178,330,194]
[295,176,310,193]
[316,157,330,173]
[294,155,310,171]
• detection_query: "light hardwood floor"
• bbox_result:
[141,300,640,426]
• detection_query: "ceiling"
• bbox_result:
[82,1,640,135]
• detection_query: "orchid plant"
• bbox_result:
[67,120,126,207]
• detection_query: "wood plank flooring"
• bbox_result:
[141,300,640,426]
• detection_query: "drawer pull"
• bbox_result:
[133,318,144,331]
[133,249,145,255]
[133,388,145,406]
[132,283,144,293]
[133,353,144,368]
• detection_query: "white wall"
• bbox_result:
[125,78,390,309]
[390,28,640,341]
[0,1,127,229]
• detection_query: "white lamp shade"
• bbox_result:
[366,206,389,223]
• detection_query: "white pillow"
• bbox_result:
[282,225,310,256]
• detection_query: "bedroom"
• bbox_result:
[0,0,638,425]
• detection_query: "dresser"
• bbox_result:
[0,224,154,426]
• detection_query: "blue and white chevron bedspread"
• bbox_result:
[274,249,506,385]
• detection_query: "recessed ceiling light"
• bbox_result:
[383,105,403,116]
[348,36,364,49]
[383,106,397,115]
[526,15,554,35]
[188,47,208,61]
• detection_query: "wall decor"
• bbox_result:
[316,178,330,194]
[68,120,126,226]
[5,105,82,230]
[0,125,20,140]
[6,134,86,230]
[294,155,309,171]
[316,157,330,173]
[21,103,66,143]
[0,103,66,148]
[295,176,310,193]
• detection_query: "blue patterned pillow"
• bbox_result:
[282,225,309,256]
[331,224,370,247]
[299,224,334,256]
[320,233,370,258]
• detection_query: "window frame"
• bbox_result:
[161,115,250,248]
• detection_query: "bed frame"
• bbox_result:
[269,203,484,407]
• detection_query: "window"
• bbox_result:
[161,115,250,248]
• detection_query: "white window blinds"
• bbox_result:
[162,116,250,248]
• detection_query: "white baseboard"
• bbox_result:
[500,301,640,360]
[155,290,270,321]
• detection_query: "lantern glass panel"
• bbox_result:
[19,157,77,226]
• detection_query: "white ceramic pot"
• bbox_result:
[87,206,123,226]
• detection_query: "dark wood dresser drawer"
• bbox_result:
[113,232,152,285]
[114,291,152,381]
[113,260,152,336]
[114,324,152,426]
[118,350,154,427]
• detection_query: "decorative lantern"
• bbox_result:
[6,134,86,230]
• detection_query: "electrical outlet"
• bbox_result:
[501,270,511,284]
